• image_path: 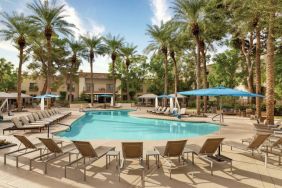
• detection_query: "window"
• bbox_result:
[29,83,38,91]
[85,83,93,92]
[106,84,114,92]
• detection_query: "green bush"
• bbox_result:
[59,91,67,101]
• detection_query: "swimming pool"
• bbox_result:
[57,110,220,140]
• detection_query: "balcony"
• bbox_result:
[29,86,39,92]
[83,88,114,93]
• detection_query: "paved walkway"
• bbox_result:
[0,107,281,188]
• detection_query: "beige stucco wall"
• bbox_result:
[22,76,79,99]
[22,74,121,99]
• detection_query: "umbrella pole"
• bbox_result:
[47,124,50,138]
[220,97,224,123]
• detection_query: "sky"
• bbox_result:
[0,0,174,73]
[0,0,228,73]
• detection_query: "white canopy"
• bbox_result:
[168,94,186,98]
[0,92,31,99]
[138,93,157,99]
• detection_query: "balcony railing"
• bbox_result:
[29,87,39,92]
[83,88,114,93]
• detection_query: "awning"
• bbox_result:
[138,93,157,99]
[0,92,31,99]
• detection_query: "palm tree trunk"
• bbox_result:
[241,36,255,94]
[265,9,275,124]
[195,36,201,115]
[17,47,23,111]
[41,78,47,94]
[68,72,73,107]
[200,40,207,113]
[163,52,168,106]
[90,56,94,107]
[255,25,261,119]
[46,38,52,108]
[112,60,116,106]
[126,65,130,100]
[171,53,178,108]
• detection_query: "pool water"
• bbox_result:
[57,110,220,140]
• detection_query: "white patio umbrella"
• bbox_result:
[110,96,114,106]
[155,97,158,108]
[169,97,174,110]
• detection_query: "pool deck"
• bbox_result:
[0,107,281,188]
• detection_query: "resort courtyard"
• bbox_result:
[0,107,281,188]
[0,0,282,187]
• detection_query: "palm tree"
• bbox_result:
[265,0,279,124]
[67,39,84,106]
[172,0,206,115]
[145,22,170,106]
[103,34,124,106]
[81,34,104,106]
[0,12,36,111]
[120,43,138,100]
[27,0,74,107]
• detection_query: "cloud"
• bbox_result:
[61,0,105,38]
[0,41,17,53]
[150,0,172,26]
[0,0,107,71]
[80,55,110,73]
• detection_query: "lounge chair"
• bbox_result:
[19,116,46,127]
[53,108,72,117]
[184,138,231,175]
[48,109,68,120]
[261,137,282,166]
[147,106,160,113]
[32,112,54,124]
[253,123,281,133]
[35,111,55,123]
[162,108,171,115]
[3,117,44,134]
[30,138,73,174]
[4,135,43,167]
[156,107,168,114]
[222,133,271,156]
[154,140,187,179]
[40,111,61,122]
[65,141,115,181]
[27,114,47,125]
[152,107,163,113]
[121,142,144,182]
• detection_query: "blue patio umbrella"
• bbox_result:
[178,86,264,97]
[178,86,264,122]
[158,95,173,98]
[33,93,60,99]
[98,94,112,98]
[179,86,264,156]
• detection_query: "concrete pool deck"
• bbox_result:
[0,107,281,188]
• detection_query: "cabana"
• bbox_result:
[0,92,31,112]
[138,93,157,107]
